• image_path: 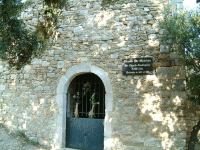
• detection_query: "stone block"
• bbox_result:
[24,74,30,78]
[24,65,32,73]
[57,61,64,68]
[144,7,150,11]
[47,73,56,78]
[175,59,185,66]
[54,55,62,61]
[173,139,186,147]
[0,85,5,91]
[0,65,3,72]
[111,54,118,59]
[80,57,88,61]
[31,59,42,65]
[172,80,186,91]
[170,52,180,59]
[122,140,143,147]
[171,91,187,106]
[74,26,83,34]
[42,61,50,67]
[100,43,108,51]
[175,132,186,139]
[68,57,76,61]
[10,74,17,79]
[144,138,162,147]
[79,10,88,15]
[146,14,153,20]
[148,34,157,40]
[156,67,186,79]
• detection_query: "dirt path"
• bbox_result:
[0,124,47,150]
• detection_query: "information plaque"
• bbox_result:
[122,57,153,75]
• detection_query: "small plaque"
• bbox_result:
[122,57,153,75]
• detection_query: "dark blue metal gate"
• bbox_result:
[66,73,105,150]
[66,118,104,150]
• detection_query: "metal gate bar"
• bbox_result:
[68,73,105,119]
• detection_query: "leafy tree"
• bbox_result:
[0,0,46,70]
[159,5,200,150]
[0,0,69,70]
[101,0,123,7]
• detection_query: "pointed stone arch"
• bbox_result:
[54,63,113,149]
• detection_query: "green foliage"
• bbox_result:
[16,130,40,145]
[101,0,124,7]
[0,0,46,70]
[35,0,67,43]
[44,0,67,8]
[0,0,68,70]
[159,6,200,104]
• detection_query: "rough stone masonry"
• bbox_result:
[0,0,187,149]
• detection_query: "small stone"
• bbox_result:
[100,44,108,51]
[74,26,83,34]
[83,23,92,29]
[69,57,76,61]
[57,61,64,68]
[54,55,62,61]
[146,14,153,20]
[31,59,42,65]
[172,80,186,91]
[24,74,30,78]
[0,65,3,72]
[47,73,56,77]
[144,138,162,147]
[10,74,17,79]
[79,10,88,15]
[80,57,88,61]
[111,54,118,59]
[42,61,50,67]
[126,17,137,21]
[148,34,157,40]
[144,7,150,11]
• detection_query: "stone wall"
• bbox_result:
[0,0,187,149]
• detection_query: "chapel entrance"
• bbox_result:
[66,73,105,150]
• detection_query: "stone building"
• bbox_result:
[0,0,187,149]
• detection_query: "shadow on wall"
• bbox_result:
[0,65,59,147]
[109,69,186,149]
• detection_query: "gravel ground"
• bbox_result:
[0,124,47,150]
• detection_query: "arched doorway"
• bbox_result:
[55,63,113,149]
[66,73,105,149]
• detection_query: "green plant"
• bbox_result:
[36,0,68,43]
[159,5,200,150]
[0,0,46,70]
[159,5,200,104]
[15,130,40,146]
[101,0,124,7]
[0,0,68,70]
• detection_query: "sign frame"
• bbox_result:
[122,57,153,75]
